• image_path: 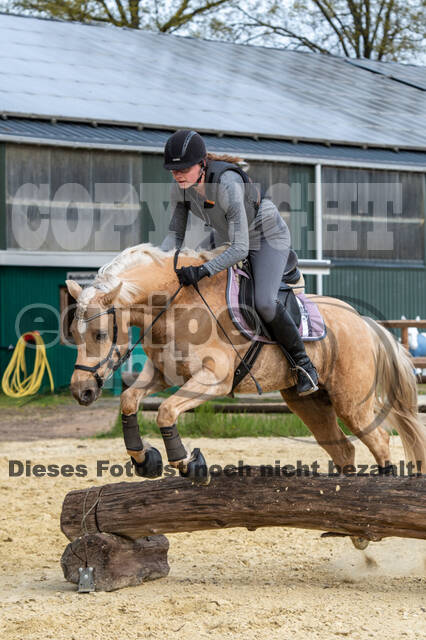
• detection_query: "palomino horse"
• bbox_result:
[67,243,426,496]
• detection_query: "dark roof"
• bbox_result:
[1,117,426,168]
[1,14,426,150]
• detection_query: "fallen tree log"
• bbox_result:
[61,470,426,543]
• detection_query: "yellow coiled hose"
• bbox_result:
[1,332,54,397]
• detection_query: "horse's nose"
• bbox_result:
[80,387,96,405]
[70,377,99,406]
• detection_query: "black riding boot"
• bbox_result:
[264,301,319,396]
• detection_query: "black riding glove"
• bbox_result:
[176,264,210,287]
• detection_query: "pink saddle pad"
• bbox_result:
[226,266,327,344]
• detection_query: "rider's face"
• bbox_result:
[171,163,203,189]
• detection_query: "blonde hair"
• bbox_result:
[206,152,245,165]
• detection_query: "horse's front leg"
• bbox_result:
[120,358,168,478]
[157,365,233,485]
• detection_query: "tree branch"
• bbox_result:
[370,0,387,48]
[128,0,140,28]
[376,0,396,59]
[344,0,363,55]
[236,8,331,54]
[160,0,231,32]
[113,0,129,26]
[310,0,352,56]
[94,0,119,24]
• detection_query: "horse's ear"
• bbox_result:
[66,280,82,300]
[99,282,123,307]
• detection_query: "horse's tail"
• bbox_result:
[363,317,426,473]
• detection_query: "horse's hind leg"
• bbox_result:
[120,358,168,478]
[280,387,356,470]
[280,387,370,550]
[333,395,391,469]
[335,398,391,550]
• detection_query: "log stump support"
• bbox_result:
[61,532,170,592]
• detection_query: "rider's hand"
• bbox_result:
[176,264,210,287]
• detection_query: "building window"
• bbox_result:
[322,167,425,261]
[6,145,143,252]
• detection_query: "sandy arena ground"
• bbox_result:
[0,408,425,640]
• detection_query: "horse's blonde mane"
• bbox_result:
[77,242,227,310]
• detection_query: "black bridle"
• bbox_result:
[74,249,262,394]
[74,307,122,389]
[74,282,183,389]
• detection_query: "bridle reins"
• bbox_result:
[74,249,263,394]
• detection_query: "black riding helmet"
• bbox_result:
[164,129,207,170]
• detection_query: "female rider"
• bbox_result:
[160,129,319,396]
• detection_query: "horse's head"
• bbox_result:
[66,279,130,406]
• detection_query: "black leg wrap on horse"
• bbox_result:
[160,424,187,462]
[122,412,143,451]
[122,413,163,478]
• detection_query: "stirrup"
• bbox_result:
[294,364,319,396]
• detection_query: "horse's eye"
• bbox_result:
[95,332,107,342]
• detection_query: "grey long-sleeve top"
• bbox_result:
[160,171,256,276]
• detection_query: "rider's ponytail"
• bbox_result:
[206,152,245,166]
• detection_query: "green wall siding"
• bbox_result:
[0,143,5,250]
[0,266,83,389]
[0,267,148,393]
[324,265,426,320]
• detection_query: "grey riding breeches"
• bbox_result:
[248,201,291,324]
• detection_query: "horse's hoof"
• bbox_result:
[351,536,369,550]
[131,447,163,478]
[378,464,395,475]
[179,448,210,485]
